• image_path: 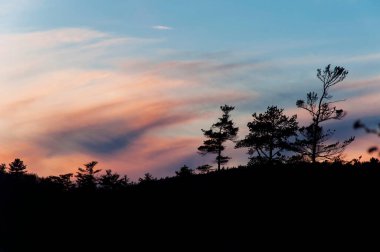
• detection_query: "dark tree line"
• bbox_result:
[0,159,133,192]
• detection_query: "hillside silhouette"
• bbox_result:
[1,160,380,251]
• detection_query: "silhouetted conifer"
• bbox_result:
[236,106,298,165]
[8,158,27,174]
[198,105,239,171]
[175,165,194,177]
[138,173,156,184]
[99,169,129,190]
[196,164,213,174]
[75,161,101,191]
[46,173,74,191]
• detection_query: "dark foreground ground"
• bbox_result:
[1,163,380,251]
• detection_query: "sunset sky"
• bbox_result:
[0,0,379,179]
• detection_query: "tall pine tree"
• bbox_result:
[198,105,239,171]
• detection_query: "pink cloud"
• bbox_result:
[1,27,379,179]
[0,28,257,178]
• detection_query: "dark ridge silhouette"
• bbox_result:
[1,161,380,251]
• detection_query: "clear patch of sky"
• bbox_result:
[6,0,380,56]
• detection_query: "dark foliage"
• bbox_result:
[75,161,101,191]
[138,172,156,184]
[198,105,239,170]
[236,106,298,165]
[196,164,213,174]
[175,165,194,177]
[0,163,6,174]
[99,169,129,190]
[8,158,27,175]
[45,173,74,191]
[354,120,380,155]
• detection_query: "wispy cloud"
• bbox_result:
[0,27,379,178]
[152,25,173,30]
[0,27,256,178]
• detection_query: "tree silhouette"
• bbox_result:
[354,120,380,155]
[46,173,74,191]
[0,163,6,174]
[296,65,354,163]
[236,106,298,165]
[196,164,213,174]
[138,173,156,184]
[198,105,239,171]
[75,161,101,190]
[8,158,27,175]
[296,124,354,162]
[99,169,129,190]
[175,165,194,177]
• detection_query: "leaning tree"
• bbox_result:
[296,65,354,163]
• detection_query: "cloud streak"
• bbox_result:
[0,27,379,179]
[152,25,173,30]
[0,27,255,179]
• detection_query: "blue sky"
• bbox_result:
[0,0,379,178]
[4,0,380,51]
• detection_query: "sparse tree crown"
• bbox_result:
[198,105,239,171]
[296,65,354,162]
[196,164,213,174]
[75,161,101,190]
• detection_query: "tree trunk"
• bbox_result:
[311,123,318,164]
[269,146,273,164]
[217,145,221,171]
[217,128,222,171]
